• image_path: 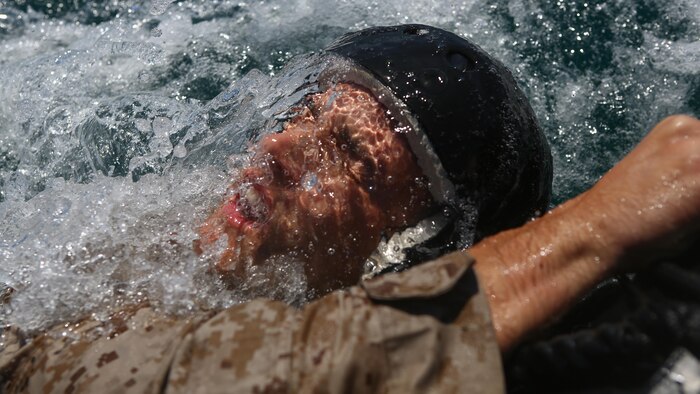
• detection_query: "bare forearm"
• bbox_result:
[471,115,700,353]
[471,194,619,352]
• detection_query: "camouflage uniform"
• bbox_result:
[0,251,504,393]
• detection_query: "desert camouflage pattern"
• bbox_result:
[0,251,504,393]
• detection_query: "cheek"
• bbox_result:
[310,176,383,229]
[290,175,348,218]
[298,190,331,219]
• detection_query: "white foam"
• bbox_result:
[0,0,698,333]
[150,0,176,16]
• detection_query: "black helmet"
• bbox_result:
[322,24,552,246]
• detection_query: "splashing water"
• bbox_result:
[0,0,698,332]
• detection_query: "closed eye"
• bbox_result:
[335,126,363,159]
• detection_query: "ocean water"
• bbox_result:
[0,0,698,332]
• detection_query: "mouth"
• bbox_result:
[221,184,271,230]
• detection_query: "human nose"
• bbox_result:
[256,132,302,185]
[259,132,292,155]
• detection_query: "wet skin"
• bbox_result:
[197,83,434,295]
[472,115,700,351]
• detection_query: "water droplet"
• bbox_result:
[173,145,187,158]
[149,0,174,15]
[301,172,318,191]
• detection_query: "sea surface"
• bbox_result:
[0,0,698,332]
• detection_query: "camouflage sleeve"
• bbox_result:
[0,251,504,393]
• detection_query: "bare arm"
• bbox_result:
[471,115,700,352]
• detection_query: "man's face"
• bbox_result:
[197,83,433,296]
